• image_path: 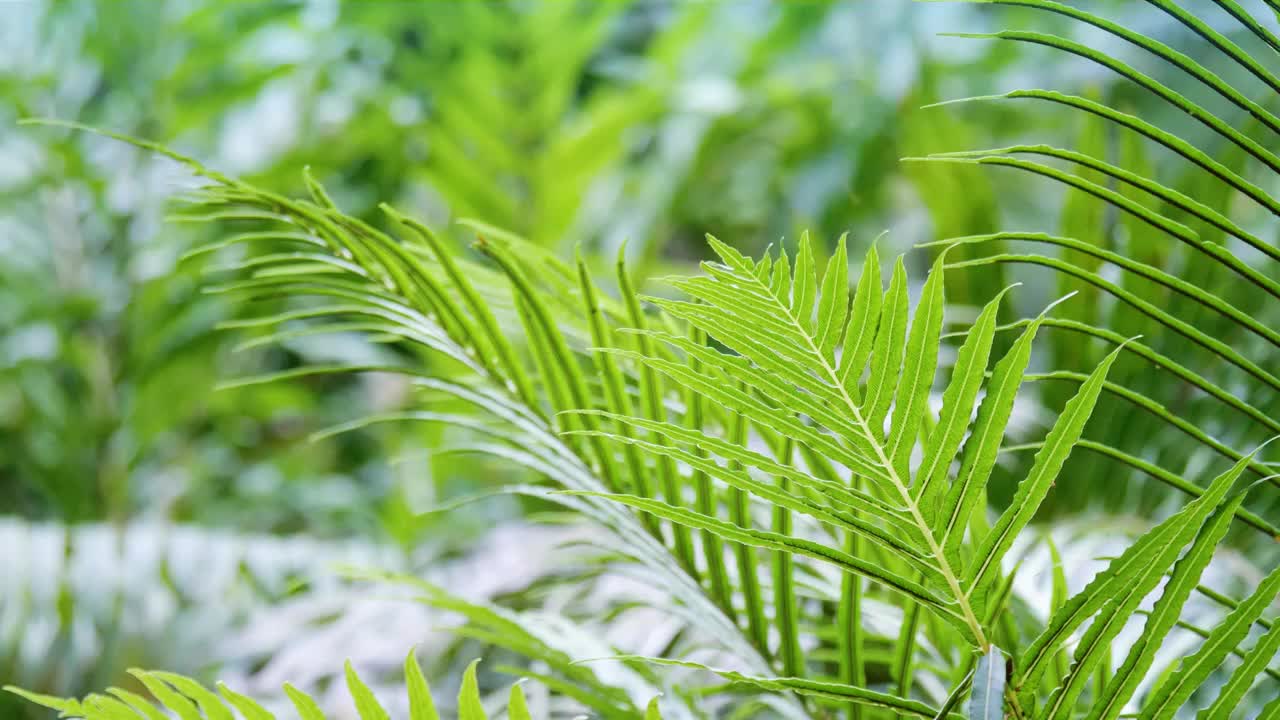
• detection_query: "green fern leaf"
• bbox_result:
[1016,454,1255,703]
[1139,564,1280,720]
[1083,495,1245,720]
[130,672,202,720]
[216,683,276,720]
[816,233,851,358]
[887,255,945,477]
[405,650,441,720]
[345,661,391,720]
[459,660,488,720]
[863,257,909,434]
[283,683,327,720]
[507,684,533,720]
[792,231,818,331]
[107,689,170,720]
[1197,618,1280,719]
[914,284,1014,519]
[935,306,1044,555]
[3,687,85,716]
[150,673,234,720]
[964,342,1127,611]
[836,242,882,393]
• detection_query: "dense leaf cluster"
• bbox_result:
[11,0,1280,718]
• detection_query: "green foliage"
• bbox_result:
[0,0,424,535]
[13,117,1267,715]
[912,0,1280,527]
[8,1,1280,719]
[6,653,649,720]
[409,1,684,250]
[0,516,413,718]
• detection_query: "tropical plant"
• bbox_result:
[907,0,1280,526]
[12,0,1280,718]
[15,114,1275,717]
[8,653,666,720]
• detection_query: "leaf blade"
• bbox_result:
[968,646,1006,720]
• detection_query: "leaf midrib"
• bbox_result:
[724,263,991,649]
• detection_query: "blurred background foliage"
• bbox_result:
[2,0,1275,716]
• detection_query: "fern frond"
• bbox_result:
[931,1,1280,716]
[925,2,1280,529]
[24,127,791,715]
[27,39,1279,711]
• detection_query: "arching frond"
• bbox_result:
[20,10,1280,706]
[910,0,1280,529]
[912,1,1280,716]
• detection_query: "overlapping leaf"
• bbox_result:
[7,655,662,720]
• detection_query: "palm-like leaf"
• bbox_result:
[572,231,1134,714]
[21,1,1280,706]
[15,123,770,718]
[566,231,1272,717]
[907,0,1280,716]
[910,0,1280,526]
